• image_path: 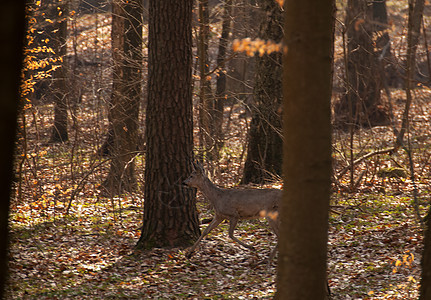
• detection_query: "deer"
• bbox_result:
[183,161,281,262]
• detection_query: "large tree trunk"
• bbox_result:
[103,0,142,195]
[137,0,200,249]
[335,0,390,128]
[276,0,333,299]
[0,1,25,297]
[241,0,283,184]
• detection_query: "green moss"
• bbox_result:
[377,167,408,179]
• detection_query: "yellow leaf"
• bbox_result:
[232,39,240,52]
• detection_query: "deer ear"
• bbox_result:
[192,160,203,174]
[195,160,204,173]
[191,160,196,171]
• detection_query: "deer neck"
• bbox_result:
[199,176,222,203]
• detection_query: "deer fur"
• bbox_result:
[183,161,281,261]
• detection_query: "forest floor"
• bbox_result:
[5,190,428,299]
[6,91,430,299]
[7,5,431,299]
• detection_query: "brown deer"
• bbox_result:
[183,161,281,261]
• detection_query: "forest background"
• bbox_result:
[3,0,431,298]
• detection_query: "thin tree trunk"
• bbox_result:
[213,0,232,159]
[198,0,214,162]
[276,0,333,298]
[137,0,200,249]
[49,0,69,143]
[396,0,425,147]
[226,0,259,109]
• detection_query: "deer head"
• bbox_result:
[184,160,205,188]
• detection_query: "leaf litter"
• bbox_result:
[7,164,426,299]
[8,6,431,299]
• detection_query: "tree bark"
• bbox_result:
[0,1,25,297]
[276,0,333,299]
[103,0,142,195]
[137,0,200,249]
[241,0,283,184]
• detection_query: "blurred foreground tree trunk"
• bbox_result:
[334,0,390,128]
[276,0,333,299]
[420,209,431,299]
[410,2,429,297]
[242,0,283,184]
[103,0,143,195]
[0,1,25,297]
[136,0,200,249]
[49,0,69,143]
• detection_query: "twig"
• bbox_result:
[205,52,238,77]
[403,144,423,227]
[66,157,111,214]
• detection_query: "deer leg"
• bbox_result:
[266,215,279,266]
[266,215,279,237]
[268,243,278,266]
[186,216,224,258]
[228,217,254,249]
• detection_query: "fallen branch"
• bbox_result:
[335,147,396,181]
